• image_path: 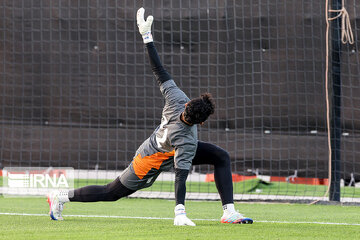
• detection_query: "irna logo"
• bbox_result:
[7,172,69,188]
[2,167,74,197]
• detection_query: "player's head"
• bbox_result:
[183,93,215,125]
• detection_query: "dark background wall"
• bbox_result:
[1,0,359,179]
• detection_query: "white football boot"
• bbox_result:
[47,190,66,220]
[221,210,253,224]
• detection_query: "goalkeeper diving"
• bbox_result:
[47,7,253,226]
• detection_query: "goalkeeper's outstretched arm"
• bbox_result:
[137,7,172,86]
[146,42,172,86]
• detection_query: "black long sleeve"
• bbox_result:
[145,42,172,85]
[174,168,189,205]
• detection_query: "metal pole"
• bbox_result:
[329,0,342,202]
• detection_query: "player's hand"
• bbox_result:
[136,7,153,43]
[174,204,196,226]
[174,214,196,226]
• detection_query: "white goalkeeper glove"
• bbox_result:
[174,204,196,226]
[136,7,153,43]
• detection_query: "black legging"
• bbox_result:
[69,178,135,202]
[192,141,233,205]
[70,141,233,205]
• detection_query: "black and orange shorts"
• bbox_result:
[119,150,175,190]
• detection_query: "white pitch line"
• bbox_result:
[0,212,359,226]
[255,220,360,226]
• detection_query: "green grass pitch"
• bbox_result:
[1,196,360,240]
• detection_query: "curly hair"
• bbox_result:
[183,93,215,125]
